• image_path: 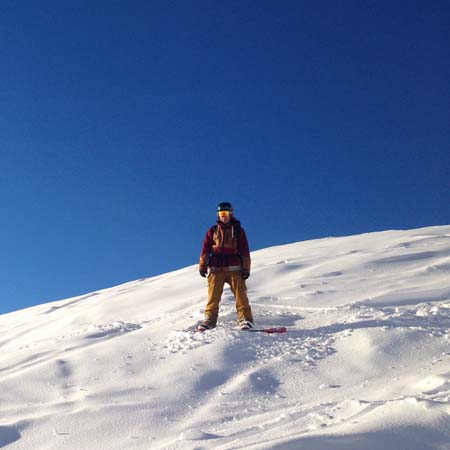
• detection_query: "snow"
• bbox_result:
[1,225,450,450]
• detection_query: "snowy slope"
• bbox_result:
[1,225,450,450]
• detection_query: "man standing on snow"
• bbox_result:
[198,202,254,331]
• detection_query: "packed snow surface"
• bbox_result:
[1,225,450,450]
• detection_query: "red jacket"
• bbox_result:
[199,217,251,273]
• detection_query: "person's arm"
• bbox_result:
[239,228,251,276]
[199,228,213,275]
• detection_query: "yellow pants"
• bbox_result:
[205,271,253,323]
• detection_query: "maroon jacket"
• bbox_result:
[199,217,251,273]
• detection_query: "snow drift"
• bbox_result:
[1,225,450,450]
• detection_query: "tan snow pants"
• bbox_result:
[205,271,253,323]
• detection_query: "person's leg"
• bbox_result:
[228,271,253,323]
[205,271,226,324]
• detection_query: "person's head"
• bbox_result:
[217,201,233,224]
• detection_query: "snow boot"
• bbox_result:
[239,319,255,330]
[197,318,216,332]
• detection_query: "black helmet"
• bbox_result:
[217,202,233,212]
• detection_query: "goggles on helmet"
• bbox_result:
[218,210,232,217]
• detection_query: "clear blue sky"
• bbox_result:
[1,0,449,314]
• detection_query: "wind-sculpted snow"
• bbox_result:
[0,225,450,449]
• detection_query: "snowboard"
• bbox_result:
[243,326,287,334]
[195,324,286,334]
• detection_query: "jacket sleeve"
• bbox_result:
[199,228,213,271]
[239,227,251,273]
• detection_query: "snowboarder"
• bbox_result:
[198,202,254,331]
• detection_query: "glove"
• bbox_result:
[199,268,207,278]
[241,271,250,280]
